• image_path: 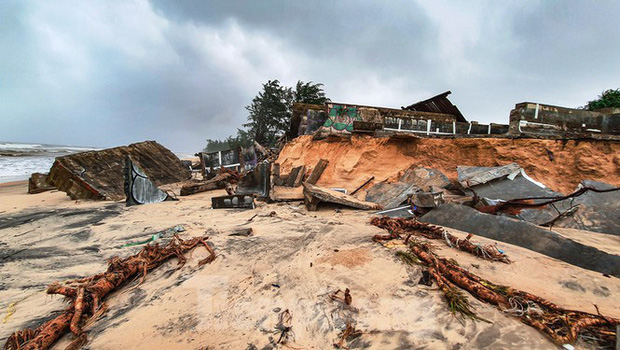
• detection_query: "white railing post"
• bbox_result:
[398,118,402,131]
[427,119,431,135]
[453,121,456,134]
[218,151,222,167]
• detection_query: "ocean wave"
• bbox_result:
[0,142,97,157]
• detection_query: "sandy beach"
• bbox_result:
[1,180,618,349]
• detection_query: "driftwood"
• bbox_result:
[180,171,238,196]
[3,235,216,350]
[374,224,620,347]
[303,183,382,211]
[371,217,510,263]
[306,159,329,185]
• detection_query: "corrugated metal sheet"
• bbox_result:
[403,91,467,123]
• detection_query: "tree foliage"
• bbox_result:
[294,81,330,105]
[244,80,294,146]
[585,88,620,110]
[203,129,252,153]
[204,80,329,150]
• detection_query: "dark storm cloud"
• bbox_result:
[1,1,619,152]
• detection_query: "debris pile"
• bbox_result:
[372,222,620,347]
[12,96,620,348]
[179,168,240,196]
[3,235,216,350]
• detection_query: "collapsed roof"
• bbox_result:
[403,90,467,123]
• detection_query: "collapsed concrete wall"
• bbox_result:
[276,135,620,194]
[509,102,620,138]
[290,102,510,139]
[48,141,190,200]
[420,203,620,276]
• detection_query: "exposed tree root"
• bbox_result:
[334,320,363,349]
[375,223,619,347]
[3,235,216,350]
[371,217,510,263]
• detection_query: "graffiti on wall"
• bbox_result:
[298,109,327,136]
[320,104,361,134]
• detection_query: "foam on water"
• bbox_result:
[0,141,187,183]
[0,141,98,182]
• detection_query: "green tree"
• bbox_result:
[294,80,330,105]
[244,80,294,146]
[203,129,252,152]
[205,79,330,150]
[586,88,620,110]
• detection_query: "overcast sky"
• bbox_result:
[1,1,618,152]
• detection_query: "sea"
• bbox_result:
[0,142,99,183]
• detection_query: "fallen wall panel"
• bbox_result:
[421,203,620,277]
[48,141,190,201]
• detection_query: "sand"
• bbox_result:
[1,181,618,349]
[277,135,620,194]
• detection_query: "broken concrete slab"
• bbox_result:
[463,174,620,234]
[465,172,565,225]
[271,186,304,202]
[400,166,451,192]
[212,194,256,209]
[421,203,620,277]
[28,173,55,194]
[365,181,417,210]
[237,162,271,198]
[365,166,451,209]
[551,180,620,235]
[457,163,522,188]
[303,183,382,211]
[47,141,190,201]
[124,157,174,206]
[412,191,445,208]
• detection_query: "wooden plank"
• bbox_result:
[303,183,382,211]
[291,165,306,187]
[286,166,303,187]
[305,159,329,185]
[180,173,232,196]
